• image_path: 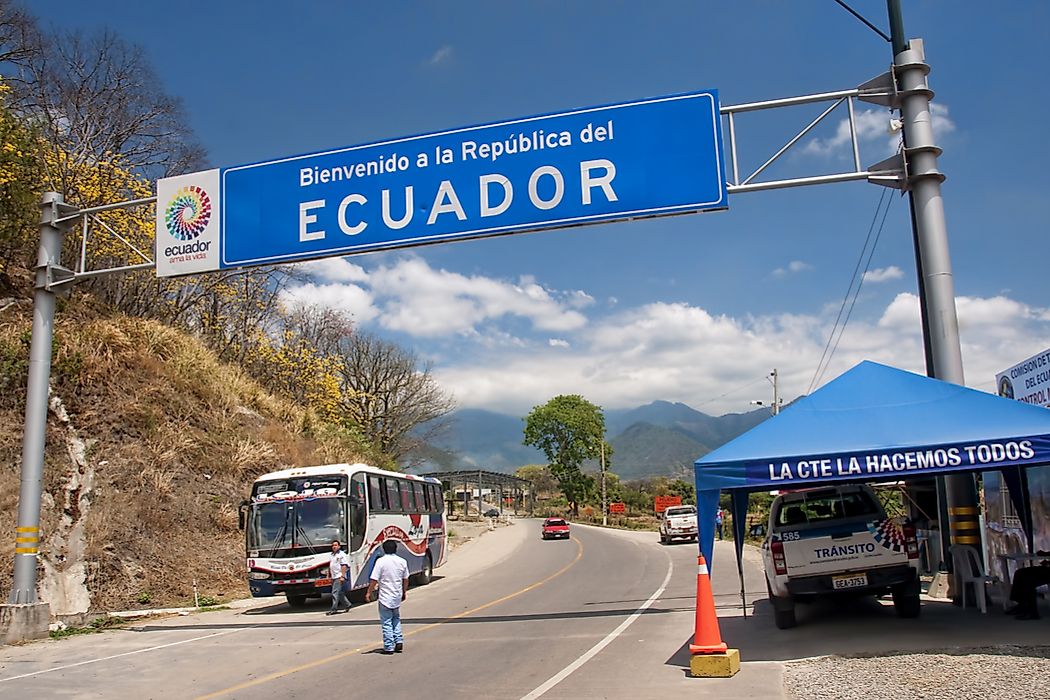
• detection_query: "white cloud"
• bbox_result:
[278,282,379,323]
[284,256,1049,417]
[428,45,453,65]
[434,291,1050,415]
[298,257,369,283]
[802,104,956,160]
[286,256,588,338]
[773,260,813,277]
[930,103,956,137]
[863,266,904,283]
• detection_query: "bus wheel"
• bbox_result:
[285,594,308,608]
[415,554,433,586]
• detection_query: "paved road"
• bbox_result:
[8,520,1040,699]
[0,520,773,699]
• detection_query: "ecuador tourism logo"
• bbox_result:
[165,186,211,241]
[155,169,220,277]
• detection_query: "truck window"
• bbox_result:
[776,490,880,527]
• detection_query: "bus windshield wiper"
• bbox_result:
[294,519,315,550]
[268,507,292,557]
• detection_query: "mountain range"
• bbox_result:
[413,401,771,480]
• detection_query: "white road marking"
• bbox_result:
[518,554,675,700]
[0,629,242,683]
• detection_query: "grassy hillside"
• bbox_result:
[0,300,372,612]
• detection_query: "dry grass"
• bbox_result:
[0,312,372,609]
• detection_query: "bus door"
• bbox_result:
[348,472,368,587]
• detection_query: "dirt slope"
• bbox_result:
[0,304,369,612]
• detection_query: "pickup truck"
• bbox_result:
[762,483,921,629]
[541,518,570,540]
[659,505,698,544]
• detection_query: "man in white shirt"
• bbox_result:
[326,540,351,616]
[366,540,410,653]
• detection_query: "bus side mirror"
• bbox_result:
[238,500,249,531]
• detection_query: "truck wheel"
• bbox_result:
[773,605,797,630]
[767,581,797,629]
[892,585,921,618]
[285,594,308,608]
[660,533,667,545]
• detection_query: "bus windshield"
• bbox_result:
[247,474,349,553]
[248,501,292,552]
[295,498,345,547]
[247,499,346,552]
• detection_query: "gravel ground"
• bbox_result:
[783,646,1050,700]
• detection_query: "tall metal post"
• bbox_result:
[600,442,607,526]
[888,1,982,559]
[9,193,69,604]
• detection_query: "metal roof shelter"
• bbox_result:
[423,469,533,518]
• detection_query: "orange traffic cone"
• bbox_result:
[689,553,728,654]
[688,553,740,677]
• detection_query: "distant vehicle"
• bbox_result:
[762,483,921,629]
[541,518,570,540]
[659,505,698,544]
[240,463,447,608]
[483,508,501,518]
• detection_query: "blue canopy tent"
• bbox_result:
[693,361,1050,612]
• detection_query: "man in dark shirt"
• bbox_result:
[1007,551,1050,620]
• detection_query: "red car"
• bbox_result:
[541,518,570,540]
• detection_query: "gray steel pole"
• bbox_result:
[9,192,68,604]
[886,0,956,573]
[892,31,982,553]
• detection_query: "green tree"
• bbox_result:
[668,479,696,505]
[523,394,605,516]
[515,464,558,498]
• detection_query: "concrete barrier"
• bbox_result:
[1,602,50,644]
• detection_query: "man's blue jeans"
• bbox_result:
[378,603,403,650]
[330,579,350,612]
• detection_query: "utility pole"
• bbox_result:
[751,369,782,416]
[887,0,982,565]
[771,368,780,416]
[600,441,607,526]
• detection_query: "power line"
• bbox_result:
[692,375,769,411]
[808,186,889,394]
[816,192,896,388]
[832,0,892,43]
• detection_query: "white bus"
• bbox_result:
[240,463,447,607]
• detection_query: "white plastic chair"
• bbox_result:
[949,544,996,613]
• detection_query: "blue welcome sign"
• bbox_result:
[156,91,726,277]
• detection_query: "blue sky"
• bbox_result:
[41,1,1050,415]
